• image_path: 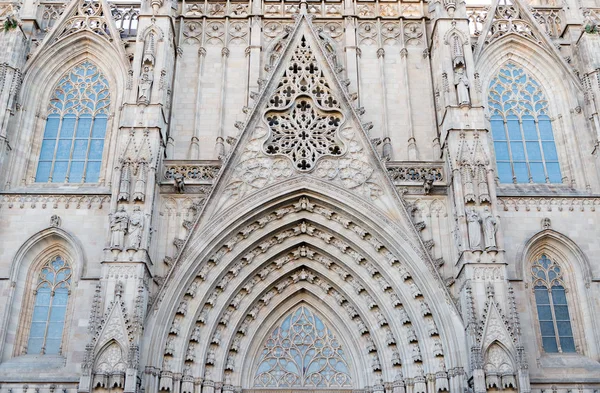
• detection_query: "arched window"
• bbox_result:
[488,63,561,184]
[27,256,72,355]
[531,254,575,353]
[35,61,110,183]
[254,306,352,388]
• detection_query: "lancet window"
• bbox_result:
[27,256,72,355]
[531,255,575,353]
[487,63,561,184]
[254,306,352,388]
[35,61,110,183]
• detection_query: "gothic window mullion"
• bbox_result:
[64,116,81,183]
[546,288,563,353]
[535,118,550,184]
[46,116,64,183]
[80,117,96,183]
[518,117,534,183]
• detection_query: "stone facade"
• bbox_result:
[0,0,599,392]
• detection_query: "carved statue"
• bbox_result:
[482,207,498,250]
[423,171,435,194]
[138,65,154,105]
[110,206,129,250]
[118,162,131,201]
[466,208,482,251]
[133,161,147,202]
[127,206,144,250]
[455,67,470,106]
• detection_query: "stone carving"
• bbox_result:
[466,208,482,251]
[110,206,129,250]
[174,172,185,193]
[482,207,498,250]
[55,0,111,41]
[126,206,144,250]
[450,34,470,106]
[118,161,132,201]
[50,214,61,227]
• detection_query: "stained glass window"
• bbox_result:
[254,306,352,388]
[35,61,110,183]
[531,255,575,353]
[27,256,72,355]
[488,63,562,184]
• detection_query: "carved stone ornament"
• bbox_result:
[224,30,383,203]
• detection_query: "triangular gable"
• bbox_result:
[479,297,516,353]
[93,297,133,352]
[473,0,579,86]
[197,16,412,222]
[28,0,127,65]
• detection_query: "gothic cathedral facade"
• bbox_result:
[0,0,599,392]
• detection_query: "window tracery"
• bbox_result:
[253,305,352,388]
[27,256,72,355]
[263,36,345,172]
[487,63,561,184]
[531,254,575,353]
[35,60,110,183]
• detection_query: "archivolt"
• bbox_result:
[143,189,462,390]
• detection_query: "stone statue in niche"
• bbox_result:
[110,206,129,250]
[482,207,498,250]
[451,35,470,106]
[138,33,156,105]
[133,160,147,202]
[118,161,131,201]
[127,206,144,250]
[466,208,482,251]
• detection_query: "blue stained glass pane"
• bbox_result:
[45,338,61,354]
[537,305,552,320]
[557,321,573,337]
[60,116,76,138]
[72,139,89,160]
[52,162,68,182]
[542,142,558,160]
[526,142,542,161]
[43,116,61,139]
[27,338,44,354]
[55,139,73,160]
[552,287,567,304]
[491,118,506,141]
[36,161,52,182]
[542,337,558,353]
[540,321,556,336]
[89,139,105,160]
[86,161,101,182]
[92,116,108,138]
[522,116,537,140]
[538,116,554,140]
[560,337,576,353]
[69,161,84,182]
[507,117,521,140]
[510,142,526,160]
[39,139,57,161]
[513,162,529,183]
[535,288,550,304]
[76,116,92,137]
[497,162,513,183]
[530,162,545,183]
[494,142,509,160]
[554,305,570,321]
[35,289,51,306]
[53,290,69,306]
[547,162,562,183]
[32,306,49,322]
[30,321,46,337]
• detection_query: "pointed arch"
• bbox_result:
[143,185,467,393]
[516,229,600,358]
[6,29,128,188]
[92,340,127,389]
[477,39,591,187]
[1,226,84,359]
[483,341,517,390]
